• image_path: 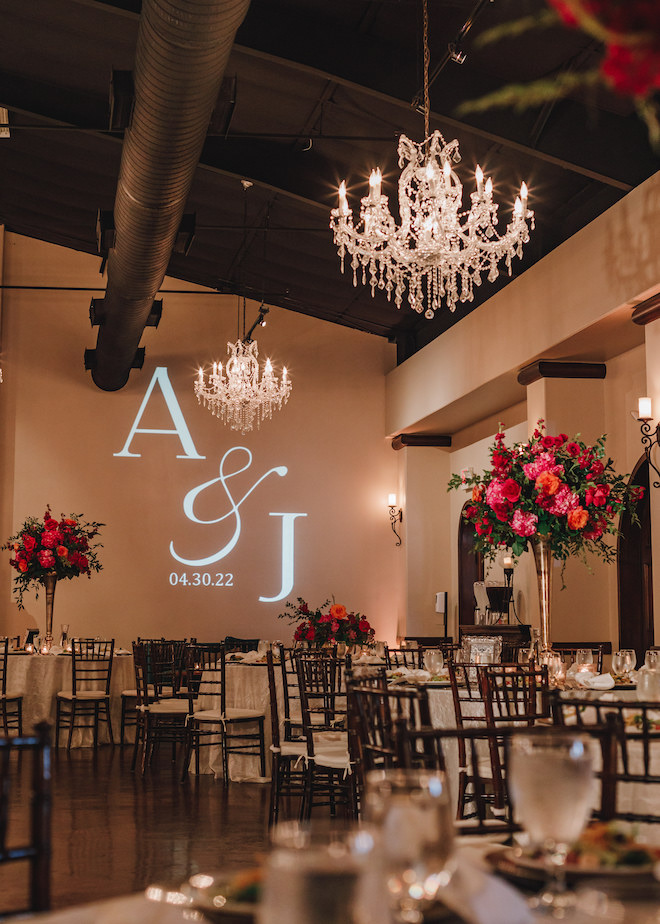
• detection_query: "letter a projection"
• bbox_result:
[113,367,205,460]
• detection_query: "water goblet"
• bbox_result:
[614,649,637,681]
[423,649,444,677]
[258,820,378,924]
[644,649,660,671]
[575,649,594,667]
[517,648,532,665]
[508,728,596,917]
[364,768,455,924]
[257,639,270,657]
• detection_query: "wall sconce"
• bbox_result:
[636,397,660,488]
[388,494,403,546]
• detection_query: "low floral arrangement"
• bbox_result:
[2,505,103,608]
[447,422,643,564]
[278,597,375,647]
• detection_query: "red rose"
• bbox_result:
[358,619,370,633]
[590,461,605,477]
[566,442,581,457]
[305,627,316,641]
[44,517,59,532]
[22,535,37,553]
[501,478,521,503]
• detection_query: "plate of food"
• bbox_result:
[488,823,660,885]
[146,868,261,922]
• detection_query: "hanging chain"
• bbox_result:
[423,0,430,141]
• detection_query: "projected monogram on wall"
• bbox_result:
[113,367,306,602]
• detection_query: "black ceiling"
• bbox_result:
[0,0,658,362]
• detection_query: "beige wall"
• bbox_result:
[387,166,660,648]
[0,234,403,647]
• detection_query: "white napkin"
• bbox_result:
[47,645,64,655]
[355,653,385,664]
[228,650,262,663]
[115,647,131,656]
[439,847,533,924]
[577,672,615,690]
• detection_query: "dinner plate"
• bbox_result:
[487,846,657,886]
[146,871,259,923]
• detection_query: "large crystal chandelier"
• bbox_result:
[194,306,292,434]
[330,0,534,320]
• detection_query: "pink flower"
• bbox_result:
[37,550,55,569]
[510,510,538,537]
[40,530,62,549]
[547,484,580,516]
[523,452,564,480]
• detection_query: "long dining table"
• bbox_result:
[6,650,134,746]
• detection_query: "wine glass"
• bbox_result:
[508,728,596,917]
[613,649,637,681]
[423,649,444,677]
[364,768,455,924]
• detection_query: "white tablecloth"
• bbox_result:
[6,652,134,747]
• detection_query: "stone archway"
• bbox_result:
[458,502,484,626]
[618,456,652,664]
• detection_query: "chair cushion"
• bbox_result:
[224,707,265,721]
[279,740,308,758]
[1,692,23,701]
[148,700,190,715]
[311,747,351,771]
[57,690,108,701]
[192,709,223,722]
[121,687,155,697]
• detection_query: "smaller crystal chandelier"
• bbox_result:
[194,304,292,434]
[330,0,534,320]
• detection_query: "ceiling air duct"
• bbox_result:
[86,0,251,391]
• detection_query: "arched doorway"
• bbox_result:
[458,502,484,626]
[618,456,652,664]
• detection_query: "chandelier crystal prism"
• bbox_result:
[330,131,535,319]
[194,337,292,435]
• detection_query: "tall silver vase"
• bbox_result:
[43,572,57,651]
[531,536,553,653]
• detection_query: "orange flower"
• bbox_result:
[535,471,561,496]
[472,484,484,502]
[56,546,68,559]
[567,507,589,530]
[329,603,347,620]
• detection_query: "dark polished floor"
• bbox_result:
[4,745,272,912]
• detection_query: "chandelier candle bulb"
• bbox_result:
[443,159,451,189]
[485,176,493,197]
[476,165,484,196]
[338,181,349,217]
[368,168,382,203]
[521,181,528,211]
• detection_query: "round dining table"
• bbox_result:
[7,650,134,747]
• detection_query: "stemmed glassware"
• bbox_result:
[364,768,455,924]
[423,649,444,676]
[259,820,378,924]
[612,649,637,681]
[508,728,596,917]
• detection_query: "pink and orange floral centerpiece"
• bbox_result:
[448,422,643,650]
[278,597,375,650]
[2,506,103,649]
